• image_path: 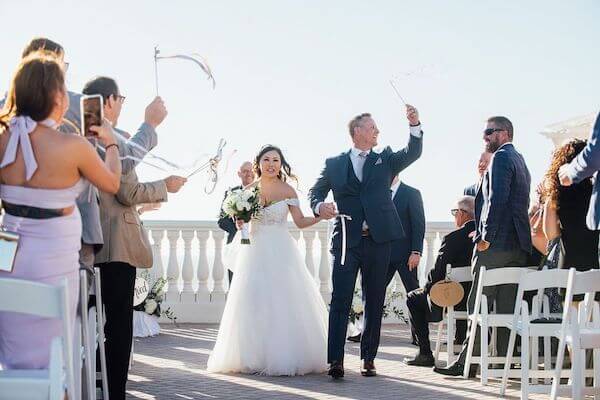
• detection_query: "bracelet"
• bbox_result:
[411,251,422,256]
[105,143,119,151]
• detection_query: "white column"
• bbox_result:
[150,229,164,281]
[317,229,331,303]
[196,229,210,302]
[211,230,226,300]
[180,229,195,303]
[165,229,181,302]
[422,231,437,287]
[303,230,316,279]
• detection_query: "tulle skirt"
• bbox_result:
[207,225,328,376]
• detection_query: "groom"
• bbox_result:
[309,106,423,378]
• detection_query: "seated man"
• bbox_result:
[404,196,476,367]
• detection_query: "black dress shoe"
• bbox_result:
[406,353,435,367]
[347,333,361,342]
[328,361,344,379]
[433,362,477,378]
[361,360,376,377]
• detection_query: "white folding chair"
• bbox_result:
[78,267,96,400]
[500,268,570,398]
[551,268,600,400]
[92,266,110,400]
[0,277,75,400]
[434,264,472,365]
[463,266,528,384]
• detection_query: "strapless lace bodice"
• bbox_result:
[253,198,299,227]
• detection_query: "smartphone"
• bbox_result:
[80,94,103,136]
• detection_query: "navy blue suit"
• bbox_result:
[309,133,423,363]
[386,182,424,294]
[564,112,600,230]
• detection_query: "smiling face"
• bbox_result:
[351,115,379,149]
[259,150,282,179]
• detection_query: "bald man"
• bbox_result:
[464,151,492,196]
[218,161,255,282]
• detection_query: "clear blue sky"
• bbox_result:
[1,0,599,221]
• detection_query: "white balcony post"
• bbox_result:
[165,229,181,302]
[180,229,195,303]
[303,230,316,279]
[150,229,165,281]
[317,229,331,303]
[196,229,210,302]
[422,231,438,287]
[211,230,226,300]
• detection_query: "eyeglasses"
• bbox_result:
[114,94,126,104]
[450,209,464,216]
[484,128,505,136]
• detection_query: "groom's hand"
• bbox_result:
[318,202,337,219]
[406,104,420,126]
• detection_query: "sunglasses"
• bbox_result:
[484,128,505,136]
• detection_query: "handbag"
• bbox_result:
[430,278,465,308]
[0,228,19,273]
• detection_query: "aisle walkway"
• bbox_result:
[127,324,549,400]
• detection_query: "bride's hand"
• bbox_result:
[236,219,245,230]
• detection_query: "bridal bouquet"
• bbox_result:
[221,186,261,244]
[134,272,177,324]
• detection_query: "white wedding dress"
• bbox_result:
[207,198,328,376]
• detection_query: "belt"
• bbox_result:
[2,201,67,219]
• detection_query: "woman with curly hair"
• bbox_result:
[542,139,599,292]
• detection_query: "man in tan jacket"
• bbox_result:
[83,76,186,400]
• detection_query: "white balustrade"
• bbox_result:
[143,220,454,323]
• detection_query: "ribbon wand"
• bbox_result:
[389,80,407,106]
[154,46,160,96]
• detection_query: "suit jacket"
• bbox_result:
[474,143,532,254]
[61,92,158,249]
[424,220,475,321]
[218,186,241,244]
[309,132,423,250]
[564,112,600,230]
[94,169,168,267]
[390,182,425,264]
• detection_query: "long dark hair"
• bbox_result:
[0,51,66,131]
[253,145,298,184]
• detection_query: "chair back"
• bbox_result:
[446,264,472,283]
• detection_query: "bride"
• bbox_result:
[207,145,328,376]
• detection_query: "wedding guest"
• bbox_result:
[559,112,600,233]
[0,52,121,371]
[435,116,531,377]
[405,196,475,366]
[464,151,492,196]
[83,76,186,400]
[544,139,599,299]
[9,37,167,273]
[218,161,254,283]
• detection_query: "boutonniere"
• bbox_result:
[374,157,383,165]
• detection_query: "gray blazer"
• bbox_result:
[94,169,167,267]
[61,92,158,249]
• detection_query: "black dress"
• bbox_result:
[558,179,600,300]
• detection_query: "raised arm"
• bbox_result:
[115,172,168,207]
[389,105,423,175]
[560,112,600,184]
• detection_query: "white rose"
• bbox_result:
[144,299,158,315]
[241,190,253,201]
[238,201,251,211]
[353,303,364,314]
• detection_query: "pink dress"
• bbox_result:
[0,116,85,369]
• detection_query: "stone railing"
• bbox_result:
[143,220,455,323]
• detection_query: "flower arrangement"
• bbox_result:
[348,285,408,323]
[220,186,262,244]
[134,272,177,324]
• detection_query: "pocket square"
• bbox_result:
[375,157,383,165]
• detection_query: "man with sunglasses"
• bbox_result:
[404,196,475,367]
[435,116,531,377]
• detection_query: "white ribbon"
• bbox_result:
[337,214,352,266]
[0,116,55,181]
